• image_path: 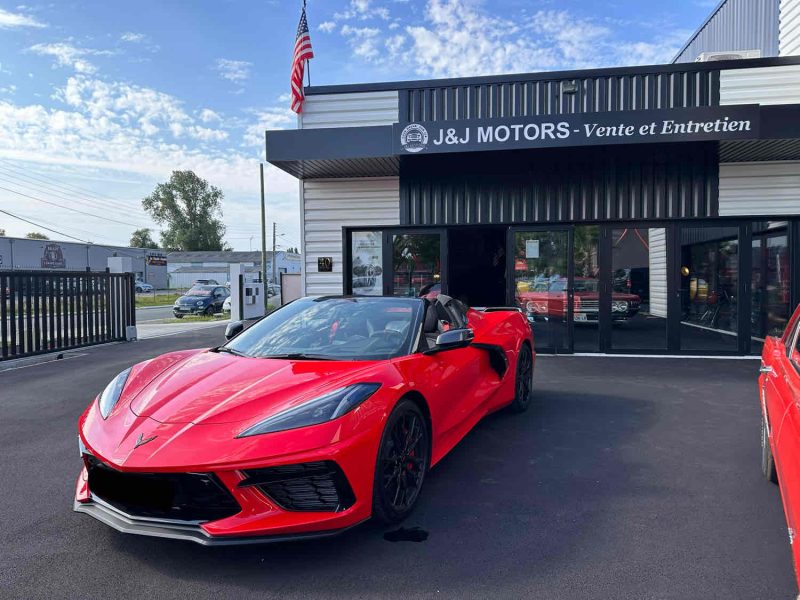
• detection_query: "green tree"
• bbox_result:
[129,228,159,249]
[142,170,227,251]
[25,232,49,240]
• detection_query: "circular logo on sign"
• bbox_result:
[400,123,428,153]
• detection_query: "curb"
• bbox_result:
[135,304,175,310]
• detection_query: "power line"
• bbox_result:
[0,184,148,228]
[0,167,140,217]
[0,158,135,211]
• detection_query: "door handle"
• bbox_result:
[759,365,773,374]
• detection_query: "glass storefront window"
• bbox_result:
[610,228,668,350]
[351,231,383,296]
[573,225,600,352]
[751,221,791,354]
[391,233,441,297]
[513,230,569,353]
[680,226,739,351]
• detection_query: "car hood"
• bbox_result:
[127,350,386,426]
[177,295,210,304]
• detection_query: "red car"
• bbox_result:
[74,295,534,544]
[516,277,641,323]
[761,303,800,588]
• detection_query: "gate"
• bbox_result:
[0,271,136,361]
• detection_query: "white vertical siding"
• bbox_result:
[649,228,668,318]
[720,64,800,105]
[781,0,800,55]
[302,178,400,295]
[719,161,800,215]
[299,91,399,129]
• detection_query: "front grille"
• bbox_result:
[576,299,599,313]
[239,461,356,512]
[85,456,240,522]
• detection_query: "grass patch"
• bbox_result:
[156,314,228,324]
[135,293,180,308]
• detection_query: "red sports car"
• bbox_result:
[74,295,534,544]
[760,302,800,588]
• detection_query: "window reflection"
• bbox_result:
[391,234,441,297]
[573,226,600,352]
[680,227,739,351]
[751,221,791,353]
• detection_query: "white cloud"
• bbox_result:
[334,0,390,21]
[335,0,689,78]
[120,32,146,43]
[0,7,46,28]
[199,108,221,123]
[244,107,295,147]
[215,58,252,83]
[28,43,112,75]
[0,84,17,95]
[318,21,336,33]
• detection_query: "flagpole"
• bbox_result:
[304,0,311,87]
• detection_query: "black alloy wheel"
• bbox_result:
[511,343,533,413]
[373,400,430,524]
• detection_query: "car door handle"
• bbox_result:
[760,365,773,374]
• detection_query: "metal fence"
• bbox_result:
[1,270,136,361]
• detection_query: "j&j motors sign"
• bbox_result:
[394,105,760,155]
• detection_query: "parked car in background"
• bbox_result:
[268,284,281,298]
[222,295,231,314]
[134,280,153,293]
[516,277,640,323]
[173,285,229,317]
[759,303,800,591]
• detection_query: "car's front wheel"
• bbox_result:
[762,413,778,484]
[372,400,430,524]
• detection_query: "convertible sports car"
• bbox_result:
[760,302,800,589]
[74,295,535,544]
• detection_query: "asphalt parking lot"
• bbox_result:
[1,328,795,599]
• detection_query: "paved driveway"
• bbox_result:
[0,329,795,599]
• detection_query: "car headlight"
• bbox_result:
[237,383,381,438]
[174,300,180,306]
[612,300,629,312]
[98,368,132,419]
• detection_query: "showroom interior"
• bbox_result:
[266,1,800,356]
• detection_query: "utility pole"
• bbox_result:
[272,222,277,287]
[260,163,267,310]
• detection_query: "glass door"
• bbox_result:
[608,227,669,351]
[511,229,572,353]
[389,231,445,297]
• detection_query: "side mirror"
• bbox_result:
[225,321,245,341]
[428,328,474,354]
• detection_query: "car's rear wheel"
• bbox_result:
[510,343,533,413]
[174,314,183,319]
[762,414,778,484]
[372,400,430,524]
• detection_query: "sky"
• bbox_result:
[0,0,718,251]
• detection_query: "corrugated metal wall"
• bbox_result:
[299,91,399,129]
[720,63,800,104]
[781,0,800,55]
[402,69,719,122]
[302,178,400,295]
[719,161,800,215]
[400,144,719,226]
[673,0,780,63]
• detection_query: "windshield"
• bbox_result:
[224,297,423,360]
[186,286,214,296]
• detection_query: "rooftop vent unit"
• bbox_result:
[695,49,762,62]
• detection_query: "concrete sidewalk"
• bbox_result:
[135,320,228,339]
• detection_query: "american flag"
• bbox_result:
[290,4,314,114]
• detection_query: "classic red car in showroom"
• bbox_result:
[760,303,800,589]
[516,277,641,323]
[74,295,534,544]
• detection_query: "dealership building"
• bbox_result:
[265,0,800,356]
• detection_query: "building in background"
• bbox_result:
[166,250,301,289]
[0,236,168,288]
[264,0,800,356]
